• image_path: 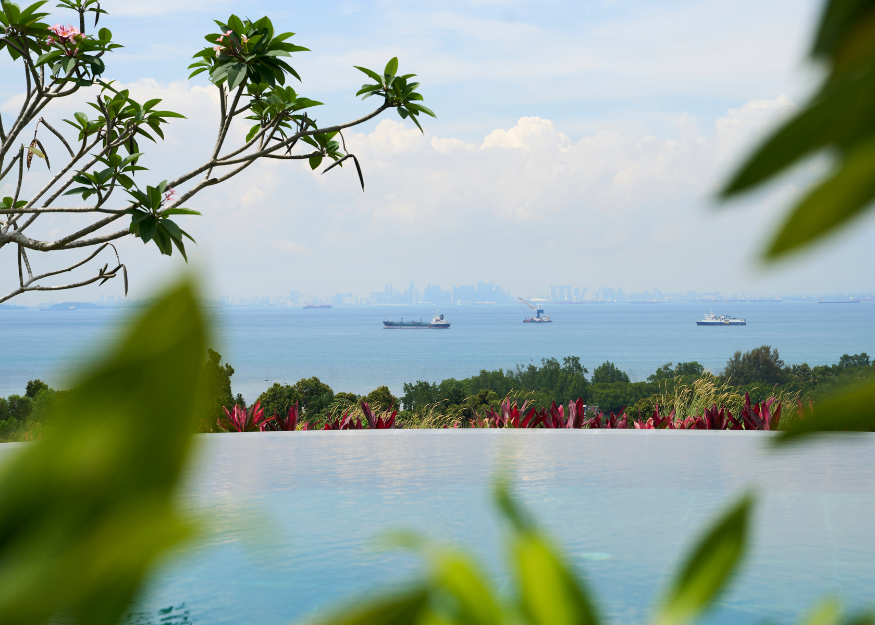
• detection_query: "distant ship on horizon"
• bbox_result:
[384,311,450,329]
[303,304,333,309]
[697,311,746,326]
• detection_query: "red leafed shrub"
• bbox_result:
[634,405,676,429]
[272,401,301,431]
[218,401,275,432]
[481,398,541,428]
[361,401,396,429]
[541,399,587,429]
[321,410,364,430]
[741,393,783,430]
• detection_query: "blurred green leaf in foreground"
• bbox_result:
[721,0,875,259]
[312,482,757,625]
[0,282,205,625]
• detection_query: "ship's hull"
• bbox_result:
[383,322,450,329]
[523,318,552,323]
[303,304,332,309]
[696,320,746,326]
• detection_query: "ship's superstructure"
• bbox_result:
[696,311,746,326]
[383,311,450,329]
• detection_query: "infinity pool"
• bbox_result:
[128,431,874,624]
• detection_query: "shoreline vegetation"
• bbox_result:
[3,346,871,441]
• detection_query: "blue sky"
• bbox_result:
[5,0,873,303]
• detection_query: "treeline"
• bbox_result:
[0,380,60,442]
[3,346,871,439]
[400,347,874,418]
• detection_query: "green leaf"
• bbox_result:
[354,65,383,83]
[161,208,202,217]
[775,377,875,445]
[655,493,753,625]
[146,185,161,210]
[227,63,247,90]
[494,481,600,625]
[312,586,431,625]
[0,282,204,625]
[384,57,398,78]
[74,112,89,127]
[514,533,601,625]
[799,598,842,625]
[309,155,323,170]
[63,187,93,196]
[139,217,158,243]
[227,14,245,35]
[171,235,188,262]
[765,135,875,258]
[406,102,436,118]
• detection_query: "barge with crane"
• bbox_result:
[519,298,552,323]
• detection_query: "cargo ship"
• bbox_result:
[303,304,332,309]
[696,311,746,326]
[384,311,450,329]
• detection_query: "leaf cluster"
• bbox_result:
[0,282,205,624]
[355,57,436,132]
[189,14,308,90]
[314,483,759,625]
[722,0,875,258]
[63,82,184,151]
[0,0,51,60]
[124,180,199,260]
[35,25,117,86]
[242,83,322,144]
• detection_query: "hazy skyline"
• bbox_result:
[4,0,872,305]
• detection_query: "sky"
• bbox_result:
[3,0,872,304]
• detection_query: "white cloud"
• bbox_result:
[270,239,313,256]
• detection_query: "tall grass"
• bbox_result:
[651,373,800,423]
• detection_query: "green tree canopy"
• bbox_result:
[723,345,787,386]
[648,362,705,383]
[197,348,235,432]
[592,361,631,385]
[838,353,870,368]
[256,383,301,420]
[364,385,398,413]
[294,377,334,417]
[25,379,49,399]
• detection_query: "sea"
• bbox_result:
[1,301,873,401]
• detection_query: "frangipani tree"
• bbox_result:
[0,1,434,303]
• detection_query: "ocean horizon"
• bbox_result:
[1,301,873,401]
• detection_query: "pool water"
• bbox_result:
[127,431,875,624]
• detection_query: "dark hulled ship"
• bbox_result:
[383,312,450,329]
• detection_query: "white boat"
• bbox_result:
[696,311,746,326]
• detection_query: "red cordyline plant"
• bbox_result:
[740,392,783,431]
[321,410,364,430]
[272,401,308,431]
[218,401,275,432]
[360,401,396,429]
[475,398,540,428]
[541,399,585,429]
[634,405,676,429]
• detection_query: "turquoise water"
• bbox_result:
[1,302,873,399]
[113,431,873,624]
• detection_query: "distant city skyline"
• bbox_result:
[8,279,875,309]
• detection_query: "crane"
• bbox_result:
[518,298,551,323]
